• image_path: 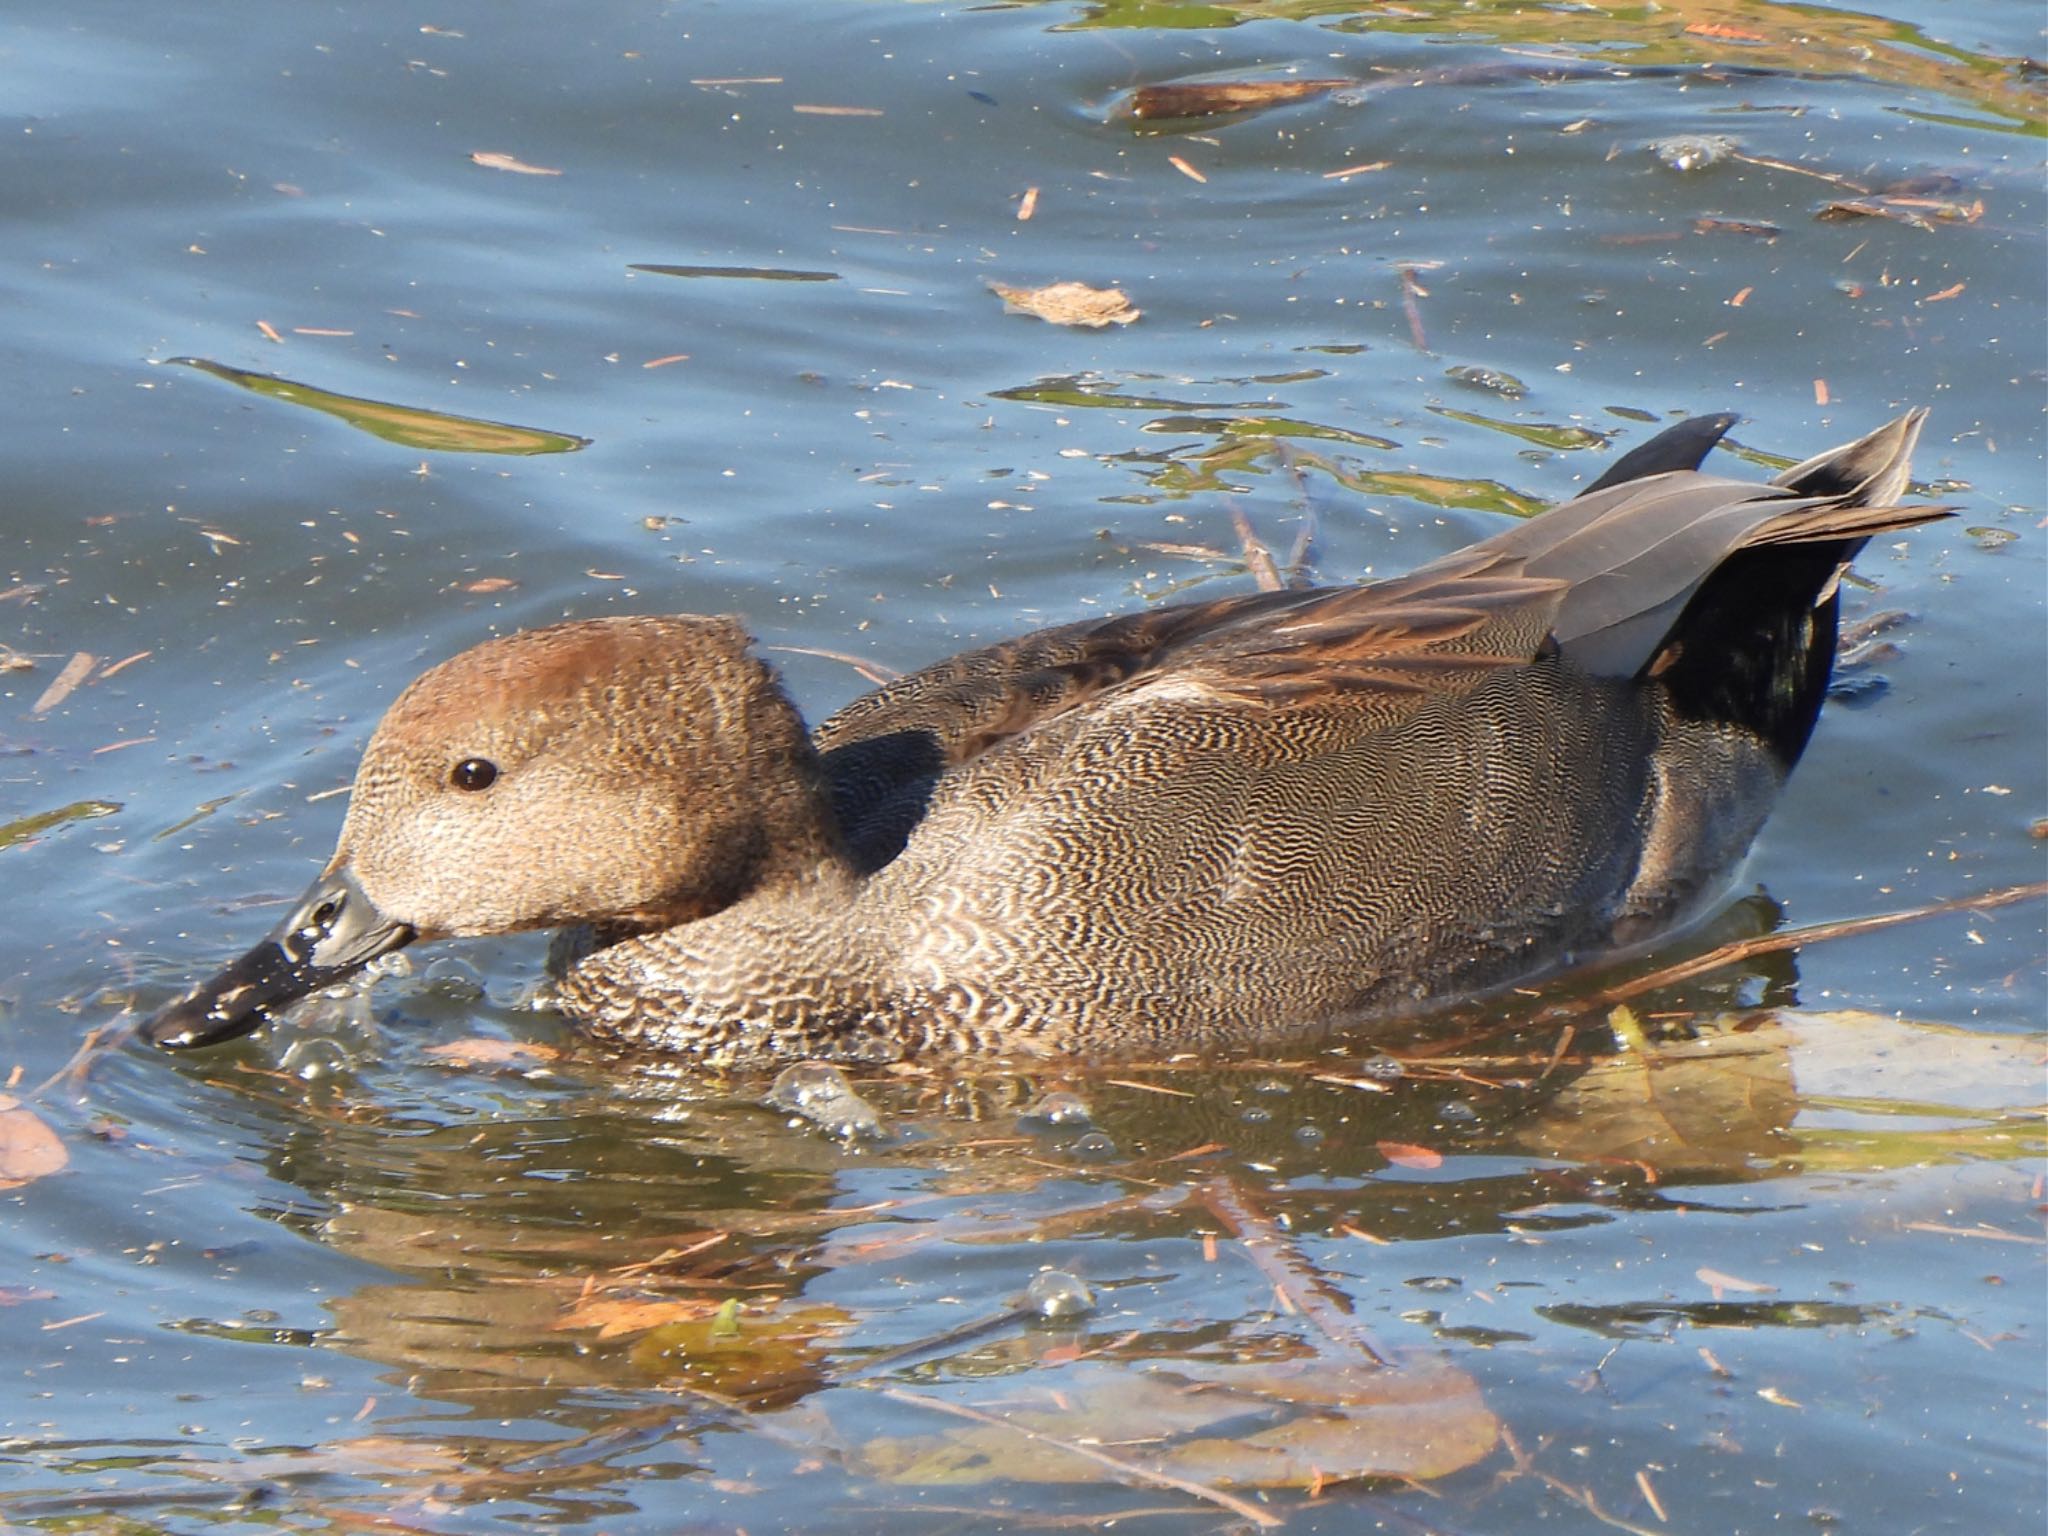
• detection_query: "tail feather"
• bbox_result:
[1645,410,1949,771]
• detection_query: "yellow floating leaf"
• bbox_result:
[169,358,589,455]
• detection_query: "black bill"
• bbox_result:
[145,865,416,1050]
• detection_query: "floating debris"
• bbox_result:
[629,263,839,282]
[469,150,562,176]
[1445,364,1528,400]
[1694,215,1782,240]
[989,280,1140,329]
[1112,77,1353,124]
[1648,133,1737,172]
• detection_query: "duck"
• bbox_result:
[145,410,1946,1065]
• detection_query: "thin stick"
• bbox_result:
[875,1385,1284,1528]
[1587,881,2047,1006]
[1199,1178,1393,1365]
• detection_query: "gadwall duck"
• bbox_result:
[147,411,1946,1064]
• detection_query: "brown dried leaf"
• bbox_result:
[0,1096,68,1188]
[989,280,1139,329]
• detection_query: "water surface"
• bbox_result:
[2,2,2042,1531]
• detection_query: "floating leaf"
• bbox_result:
[0,800,120,853]
[0,1096,68,1188]
[168,358,589,455]
[630,262,838,282]
[989,281,1140,329]
[1427,406,1608,451]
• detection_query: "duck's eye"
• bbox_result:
[449,757,498,792]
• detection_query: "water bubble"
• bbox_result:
[1018,1091,1093,1130]
[1358,1052,1406,1083]
[1024,1270,1096,1320]
[1065,1130,1120,1161]
[279,1036,355,1082]
[1648,133,1736,172]
[764,1062,888,1142]
[420,955,485,1002]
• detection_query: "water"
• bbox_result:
[3,2,2042,1531]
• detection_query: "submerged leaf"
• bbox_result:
[856,1352,1496,1489]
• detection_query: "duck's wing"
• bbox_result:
[813,554,1567,837]
[1450,409,1945,678]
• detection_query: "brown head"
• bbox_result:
[146,614,842,1049]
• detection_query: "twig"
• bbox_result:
[874,1385,1284,1528]
[1198,1178,1393,1365]
[1586,881,2047,1006]
[1229,508,1285,592]
[1398,266,1430,353]
[766,644,903,686]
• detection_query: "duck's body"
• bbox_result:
[147,411,1945,1063]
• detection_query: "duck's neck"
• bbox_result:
[651,653,858,926]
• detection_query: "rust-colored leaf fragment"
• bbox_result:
[470,151,563,176]
[0,1096,68,1189]
[1118,79,1351,121]
[1377,1140,1443,1170]
[989,280,1140,329]
[423,1036,558,1065]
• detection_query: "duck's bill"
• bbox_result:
[145,866,416,1050]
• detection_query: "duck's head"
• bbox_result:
[145,615,832,1050]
